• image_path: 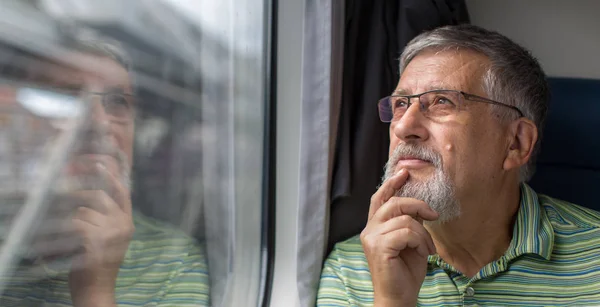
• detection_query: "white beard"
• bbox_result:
[383,144,460,223]
[116,149,132,191]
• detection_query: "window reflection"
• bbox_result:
[0,33,211,305]
[0,0,269,306]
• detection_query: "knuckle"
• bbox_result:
[75,206,89,216]
[360,229,367,241]
[397,214,413,224]
[99,191,112,204]
[359,231,371,244]
[360,233,376,249]
[399,227,412,237]
[370,194,380,205]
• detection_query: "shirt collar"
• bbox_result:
[504,183,554,262]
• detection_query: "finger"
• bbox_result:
[95,162,131,215]
[72,206,106,227]
[373,197,439,223]
[30,215,74,237]
[64,157,94,176]
[377,215,436,255]
[64,190,119,215]
[54,172,106,193]
[368,169,409,220]
[27,234,82,259]
[382,228,432,258]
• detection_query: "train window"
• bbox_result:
[0,1,272,306]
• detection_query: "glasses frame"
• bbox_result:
[377,89,524,123]
[15,83,136,124]
[84,91,136,123]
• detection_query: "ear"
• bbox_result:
[503,118,538,172]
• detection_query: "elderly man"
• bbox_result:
[317,24,600,306]
[0,37,209,306]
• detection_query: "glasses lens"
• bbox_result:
[389,96,410,121]
[420,90,461,117]
[103,94,133,121]
[16,88,82,119]
[378,97,393,122]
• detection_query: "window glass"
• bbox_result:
[0,1,270,306]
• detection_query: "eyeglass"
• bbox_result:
[377,89,524,123]
[17,86,135,124]
[84,91,136,123]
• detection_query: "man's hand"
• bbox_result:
[360,169,438,307]
[67,162,134,307]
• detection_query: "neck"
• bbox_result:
[425,179,522,277]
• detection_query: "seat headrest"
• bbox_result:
[528,77,600,210]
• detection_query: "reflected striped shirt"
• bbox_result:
[317,184,600,306]
[1,212,210,306]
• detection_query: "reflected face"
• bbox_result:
[2,53,135,189]
[60,55,135,189]
[384,49,510,221]
[0,51,135,260]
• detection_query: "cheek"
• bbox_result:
[388,127,399,157]
[113,124,135,162]
[451,128,505,182]
[440,142,457,177]
[434,128,468,181]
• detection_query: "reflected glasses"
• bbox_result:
[377,89,524,122]
[16,86,135,123]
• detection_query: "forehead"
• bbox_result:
[5,51,131,91]
[396,49,490,95]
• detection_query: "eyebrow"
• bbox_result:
[392,85,457,96]
[104,86,126,94]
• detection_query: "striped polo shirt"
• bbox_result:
[0,212,210,306]
[317,184,600,306]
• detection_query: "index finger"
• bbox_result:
[368,169,409,220]
[95,162,132,215]
[373,197,438,223]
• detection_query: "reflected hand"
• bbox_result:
[360,169,438,307]
[67,162,134,307]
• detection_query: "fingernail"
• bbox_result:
[397,169,405,176]
[96,162,106,170]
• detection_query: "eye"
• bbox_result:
[105,94,129,107]
[433,96,456,106]
[392,97,410,109]
[103,94,132,118]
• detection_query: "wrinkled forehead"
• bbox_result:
[396,49,491,95]
[0,47,131,92]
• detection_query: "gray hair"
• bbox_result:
[399,24,549,182]
[60,25,136,90]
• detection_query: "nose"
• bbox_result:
[88,96,110,134]
[392,101,429,142]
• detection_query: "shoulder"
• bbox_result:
[116,212,210,304]
[319,235,373,306]
[131,212,203,249]
[330,235,365,257]
[538,194,600,228]
[324,235,370,283]
[538,194,600,252]
[123,211,208,272]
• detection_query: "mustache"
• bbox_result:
[384,144,443,180]
[73,135,119,157]
[390,144,442,168]
[66,135,131,190]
